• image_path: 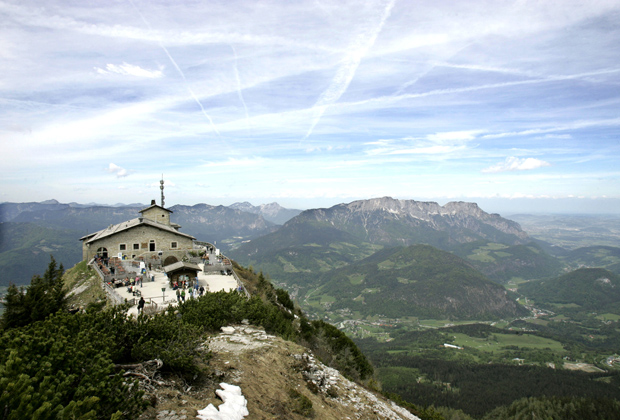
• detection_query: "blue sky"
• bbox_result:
[1,0,619,214]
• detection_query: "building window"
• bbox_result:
[149,240,155,252]
[133,243,140,250]
[119,244,126,251]
[171,241,177,249]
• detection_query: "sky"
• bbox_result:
[1,0,620,215]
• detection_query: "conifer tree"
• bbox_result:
[1,255,67,329]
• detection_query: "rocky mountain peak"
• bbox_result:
[294,197,529,246]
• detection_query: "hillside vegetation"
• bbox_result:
[564,246,620,274]
[452,241,565,283]
[0,259,390,419]
[519,268,620,313]
[316,244,527,320]
[0,222,81,287]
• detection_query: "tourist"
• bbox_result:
[181,289,186,302]
[138,297,145,313]
[176,288,181,302]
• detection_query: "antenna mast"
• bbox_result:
[160,175,165,208]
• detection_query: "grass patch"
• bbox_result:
[528,318,549,326]
[482,243,510,250]
[494,251,512,258]
[349,274,365,285]
[467,253,495,263]
[288,388,314,417]
[378,260,395,270]
[453,332,565,353]
[597,313,620,321]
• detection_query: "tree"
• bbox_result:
[1,256,67,329]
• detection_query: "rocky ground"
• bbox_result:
[137,323,420,420]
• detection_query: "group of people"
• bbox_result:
[175,283,206,302]
[108,275,144,290]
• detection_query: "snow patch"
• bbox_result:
[197,383,248,420]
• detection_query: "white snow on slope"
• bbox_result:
[197,382,248,420]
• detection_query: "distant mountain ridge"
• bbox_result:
[229,197,547,319]
[229,201,302,225]
[293,197,529,248]
[0,199,297,285]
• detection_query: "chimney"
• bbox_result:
[151,199,156,205]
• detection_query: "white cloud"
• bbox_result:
[95,63,163,78]
[427,130,482,143]
[482,157,551,173]
[107,163,129,178]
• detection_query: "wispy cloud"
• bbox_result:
[303,0,396,141]
[365,130,480,157]
[427,130,483,143]
[482,157,551,173]
[2,0,620,210]
[95,62,163,78]
[127,0,220,135]
[481,117,620,139]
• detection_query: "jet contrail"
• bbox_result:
[231,44,251,131]
[302,0,396,143]
[127,0,220,135]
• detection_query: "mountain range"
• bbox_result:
[3,196,620,322]
[229,201,302,224]
[0,200,283,286]
[229,197,552,287]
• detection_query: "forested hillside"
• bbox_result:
[451,241,565,283]
[316,244,527,319]
[0,222,81,287]
[519,268,620,312]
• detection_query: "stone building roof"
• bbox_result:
[163,261,202,274]
[80,217,195,245]
[139,203,173,214]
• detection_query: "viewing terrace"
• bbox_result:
[90,246,248,316]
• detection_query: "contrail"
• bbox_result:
[302,0,396,143]
[344,68,620,109]
[394,43,473,96]
[231,44,251,131]
[127,0,220,135]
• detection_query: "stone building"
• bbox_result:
[80,200,196,265]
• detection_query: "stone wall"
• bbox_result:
[141,206,171,226]
[83,224,193,261]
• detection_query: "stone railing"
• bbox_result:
[90,259,125,306]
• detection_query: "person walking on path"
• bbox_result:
[176,288,181,302]
[138,297,145,313]
[181,289,186,302]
